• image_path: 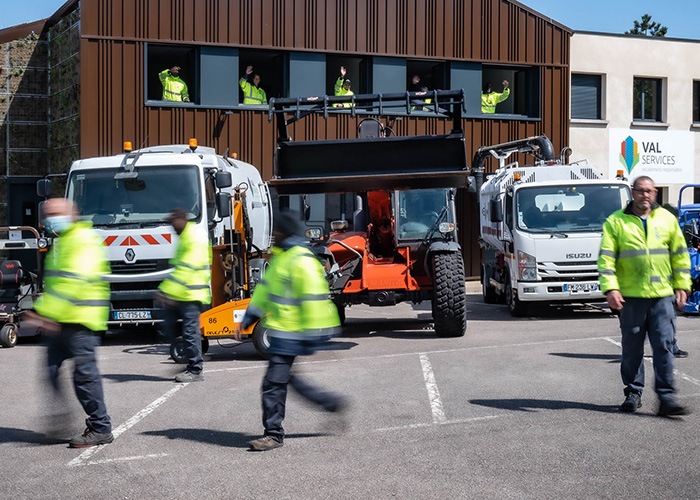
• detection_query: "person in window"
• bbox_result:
[408,74,422,92]
[412,84,433,112]
[159,66,190,102]
[481,80,510,114]
[239,65,268,105]
[334,66,354,108]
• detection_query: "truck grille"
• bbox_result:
[537,261,599,282]
[110,259,170,275]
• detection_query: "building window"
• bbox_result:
[238,49,285,106]
[326,55,367,96]
[693,81,700,123]
[633,77,662,122]
[481,65,540,117]
[146,44,199,104]
[571,74,602,120]
[407,60,448,93]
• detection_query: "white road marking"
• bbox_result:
[419,353,447,424]
[82,453,169,466]
[375,415,500,432]
[67,384,187,467]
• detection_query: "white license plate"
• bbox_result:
[113,310,152,320]
[564,283,599,292]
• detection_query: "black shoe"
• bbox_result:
[175,370,204,383]
[619,392,642,412]
[658,401,691,417]
[248,435,283,451]
[69,427,114,448]
[674,349,689,359]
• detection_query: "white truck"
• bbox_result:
[38,141,272,328]
[476,136,631,316]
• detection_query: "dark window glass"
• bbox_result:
[633,77,662,121]
[571,74,602,120]
[693,81,700,123]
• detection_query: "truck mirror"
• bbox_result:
[489,199,503,223]
[37,179,51,198]
[215,171,233,189]
[216,192,231,218]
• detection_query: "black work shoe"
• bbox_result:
[674,349,689,359]
[619,392,642,412]
[658,401,691,417]
[175,371,204,383]
[248,435,283,451]
[69,427,114,448]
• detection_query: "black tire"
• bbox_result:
[169,336,187,364]
[431,253,467,337]
[0,324,18,348]
[505,275,528,317]
[252,322,270,358]
[334,299,346,326]
[482,264,499,304]
[201,336,209,355]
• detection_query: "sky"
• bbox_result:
[1,0,698,40]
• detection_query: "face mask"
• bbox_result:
[42,215,74,236]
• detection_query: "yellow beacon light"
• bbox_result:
[189,138,198,151]
[123,141,133,152]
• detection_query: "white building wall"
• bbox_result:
[570,32,700,206]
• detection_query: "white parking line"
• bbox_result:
[375,415,500,432]
[419,353,447,424]
[81,453,169,466]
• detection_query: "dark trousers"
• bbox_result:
[163,301,203,374]
[619,296,676,403]
[47,324,111,433]
[262,353,341,440]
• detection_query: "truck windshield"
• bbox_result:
[67,165,202,226]
[516,184,630,233]
[397,188,453,240]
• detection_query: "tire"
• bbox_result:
[252,322,270,358]
[201,336,209,355]
[0,324,18,348]
[482,264,499,304]
[505,274,528,317]
[334,298,346,326]
[431,253,467,337]
[169,336,187,364]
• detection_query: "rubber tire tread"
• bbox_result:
[432,253,467,337]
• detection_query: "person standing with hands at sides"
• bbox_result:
[598,176,692,416]
[481,80,509,113]
[23,198,113,448]
[156,208,212,383]
[237,211,347,452]
[159,66,190,102]
[333,66,354,107]
[239,65,267,105]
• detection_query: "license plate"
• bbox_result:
[113,310,152,320]
[564,283,599,292]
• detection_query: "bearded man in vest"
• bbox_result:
[156,208,212,383]
[24,198,113,448]
[598,175,692,417]
[238,210,347,451]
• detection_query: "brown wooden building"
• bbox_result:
[0,0,572,276]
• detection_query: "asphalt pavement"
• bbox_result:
[1,283,699,499]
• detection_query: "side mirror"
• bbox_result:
[215,171,233,189]
[216,192,231,218]
[37,179,52,198]
[303,195,311,221]
[489,199,503,223]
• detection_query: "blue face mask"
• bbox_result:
[42,215,74,236]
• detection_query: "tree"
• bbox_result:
[625,14,668,37]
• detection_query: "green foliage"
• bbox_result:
[625,14,668,37]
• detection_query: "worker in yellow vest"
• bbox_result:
[157,208,212,383]
[239,65,268,105]
[481,80,510,113]
[24,198,113,448]
[159,66,190,102]
[333,66,354,108]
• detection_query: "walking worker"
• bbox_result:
[239,65,267,105]
[237,210,346,451]
[23,198,113,448]
[156,208,212,383]
[598,175,692,416]
[333,66,354,107]
[481,80,510,113]
[159,66,190,102]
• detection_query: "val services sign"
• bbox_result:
[608,129,694,184]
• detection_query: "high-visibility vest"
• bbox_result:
[34,222,110,332]
[158,223,212,304]
[246,243,340,340]
[159,70,189,102]
[481,88,510,113]
[598,204,691,298]
[334,78,355,108]
[239,78,267,105]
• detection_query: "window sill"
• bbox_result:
[690,122,700,130]
[571,118,608,126]
[630,120,669,129]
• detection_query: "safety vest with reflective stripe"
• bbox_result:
[481,88,510,113]
[159,70,189,102]
[598,203,691,298]
[239,78,267,105]
[34,221,110,332]
[334,78,355,108]
[158,222,212,304]
[247,244,340,339]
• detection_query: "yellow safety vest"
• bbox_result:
[481,88,510,113]
[34,221,110,332]
[334,78,355,108]
[159,70,189,102]
[239,78,267,105]
[159,223,212,304]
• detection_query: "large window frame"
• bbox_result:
[146,44,200,105]
[633,77,663,122]
[480,64,541,118]
[571,73,603,120]
[693,80,700,124]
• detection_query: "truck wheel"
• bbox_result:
[481,265,499,304]
[252,323,270,358]
[334,299,346,326]
[431,253,467,337]
[169,336,187,364]
[201,336,209,355]
[0,324,18,348]
[505,277,528,317]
